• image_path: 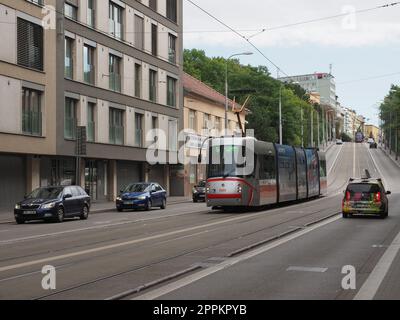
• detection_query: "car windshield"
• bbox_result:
[198,181,206,188]
[347,183,381,201]
[27,187,64,200]
[124,184,150,193]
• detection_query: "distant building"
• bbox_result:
[364,125,379,141]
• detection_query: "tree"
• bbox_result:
[183,49,318,147]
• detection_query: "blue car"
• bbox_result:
[14,186,91,224]
[116,183,167,212]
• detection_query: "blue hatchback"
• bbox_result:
[116,183,167,212]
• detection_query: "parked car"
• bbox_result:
[193,181,207,203]
[342,178,391,219]
[14,186,91,224]
[116,183,167,212]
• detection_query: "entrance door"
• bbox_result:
[85,160,98,201]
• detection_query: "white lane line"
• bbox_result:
[0,208,312,273]
[133,215,341,300]
[353,142,356,178]
[0,211,207,246]
[286,266,328,273]
[327,145,344,176]
[354,228,400,300]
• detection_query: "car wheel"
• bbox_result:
[161,198,167,210]
[15,217,25,225]
[145,199,152,211]
[55,207,65,223]
[117,208,123,212]
[343,212,349,219]
[80,205,89,220]
[193,198,198,203]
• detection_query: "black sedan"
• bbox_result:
[14,186,91,224]
[193,181,207,203]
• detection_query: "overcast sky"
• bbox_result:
[183,0,400,126]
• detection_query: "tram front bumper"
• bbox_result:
[206,194,244,207]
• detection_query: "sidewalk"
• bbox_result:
[0,196,192,224]
[379,144,400,169]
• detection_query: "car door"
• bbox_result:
[150,184,159,206]
[73,186,85,214]
[63,187,75,215]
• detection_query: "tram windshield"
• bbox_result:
[207,144,255,179]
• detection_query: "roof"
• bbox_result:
[183,72,242,111]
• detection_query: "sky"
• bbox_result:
[182,0,400,126]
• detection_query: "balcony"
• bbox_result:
[109,125,124,145]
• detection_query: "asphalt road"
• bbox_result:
[0,143,399,300]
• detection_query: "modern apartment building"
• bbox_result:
[0,0,183,210]
[183,73,246,196]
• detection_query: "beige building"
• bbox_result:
[0,0,183,210]
[365,124,379,141]
[182,73,246,196]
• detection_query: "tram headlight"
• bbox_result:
[237,184,242,194]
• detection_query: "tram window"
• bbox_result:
[320,160,327,177]
[259,155,276,180]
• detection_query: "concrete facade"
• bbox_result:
[0,0,184,210]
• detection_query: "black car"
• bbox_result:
[193,181,207,203]
[14,186,91,224]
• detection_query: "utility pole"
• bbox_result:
[311,109,314,147]
[278,69,283,145]
[301,108,304,148]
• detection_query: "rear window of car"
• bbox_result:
[347,183,381,201]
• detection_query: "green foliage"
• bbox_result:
[184,49,321,147]
[341,132,353,142]
[380,85,400,153]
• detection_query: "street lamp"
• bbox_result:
[225,52,253,134]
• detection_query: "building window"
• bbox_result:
[83,44,95,85]
[168,34,177,64]
[151,116,158,143]
[109,108,124,145]
[87,0,95,27]
[149,69,157,103]
[167,76,177,107]
[87,102,96,142]
[149,0,157,11]
[215,117,221,133]
[26,0,44,5]
[109,54,121,92]
[134,15,144,50]
[22,88,42,136]
[17,18,43,71]
[167,0,177,23]
[64,2,78,20]
[109,2,123,40]
[134,63,142,98]
[189,110,196,131]
[135,113,143,148]
[203,114,211,131]
[65,98,77,140]
[65,37,74,79]
[151,24,158,56]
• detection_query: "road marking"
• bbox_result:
[367,145,390,190]
[0,209,325,273]
[327,145,343,176]
[0,211,209,246]
[133,215,341,300]
[286,266,328,273]
[354,228,400,300]
[353,142,356,178]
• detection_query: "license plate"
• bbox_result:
[23,211,36,215]
[124,201,134,205]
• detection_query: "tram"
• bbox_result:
[205,137,327,209]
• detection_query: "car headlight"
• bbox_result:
[193,188,198,194]
[41,202,56,209]
[137,196,147,200]
[116,197,122,201]
[15,204,21,210]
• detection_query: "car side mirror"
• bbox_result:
[386,191,392,195]
[63,194,73,199]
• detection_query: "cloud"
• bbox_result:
[183,0,400,48]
